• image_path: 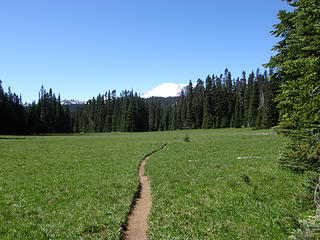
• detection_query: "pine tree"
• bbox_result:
[174,89,185,129]
[233,78,242,128]
[112,101,120,132]
[193,79,204,128]
[202,75,214,128]
[264,69,279,128]
[185,81,194,129]
[224,69,233,127]
[148,101,155,131]
[265,0,320,192]
[154,101,161,131]
[214,75,223,128]
[125,98,135,132]
[246,72,258,127]
[239,71,247,127]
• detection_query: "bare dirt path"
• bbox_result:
[123,145,166,240]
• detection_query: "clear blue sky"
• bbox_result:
[0,0,290,103]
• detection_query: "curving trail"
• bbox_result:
[123,145,166,240]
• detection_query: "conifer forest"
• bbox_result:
[0,68,279,134]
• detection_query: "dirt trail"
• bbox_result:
[123,145,166,240]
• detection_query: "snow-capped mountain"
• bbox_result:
[61,99,86,105]
[141,83,188,98]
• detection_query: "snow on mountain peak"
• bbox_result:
[141,83,187,98]
[61,99,86,105]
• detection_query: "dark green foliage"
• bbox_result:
[233,87,241,128]
[0,81,26,134]
[185,81,195,129]
[32,86,72,133]
[202,75,214,128]
[183,134,190,142]
[193,79,204,129]
[75,90,150,133]
[166,69,278,131]
[144,96,179,107]
[240,173,252,186]
[0,82,72,134]
[265,0,320,193]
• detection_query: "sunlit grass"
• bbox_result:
[0,133,166,239]
[146,129,307,239]
[0,129,307,239]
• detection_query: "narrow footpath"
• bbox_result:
[123,145,166,240]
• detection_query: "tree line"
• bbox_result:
[74,68,279,133]
[0,68,279,135]
[0,82,72,134]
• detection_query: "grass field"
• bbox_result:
[0,133,166,239]
[146,129,307,239]
[0,129,308,239]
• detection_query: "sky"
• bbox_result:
[0,0,291,103]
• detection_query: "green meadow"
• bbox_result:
[0,129,307,239]
[146,129,307,239]
[0,133,166,239]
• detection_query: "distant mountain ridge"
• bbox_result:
[61,99,86,105]
[60,83,189,105]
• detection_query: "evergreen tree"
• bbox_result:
[148,101,155,131]
[176,89,186,129]
[224,69,234,127]
[233,78,242,128]
[193,79,204,128]
[111,101,120,132]
[266,0,320,191]
[185,81,194,129]
[202,75,214,128]
[214,75,223,128]
[240,71,247,126]
[125,97,135,132]
[246,72,258,127]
